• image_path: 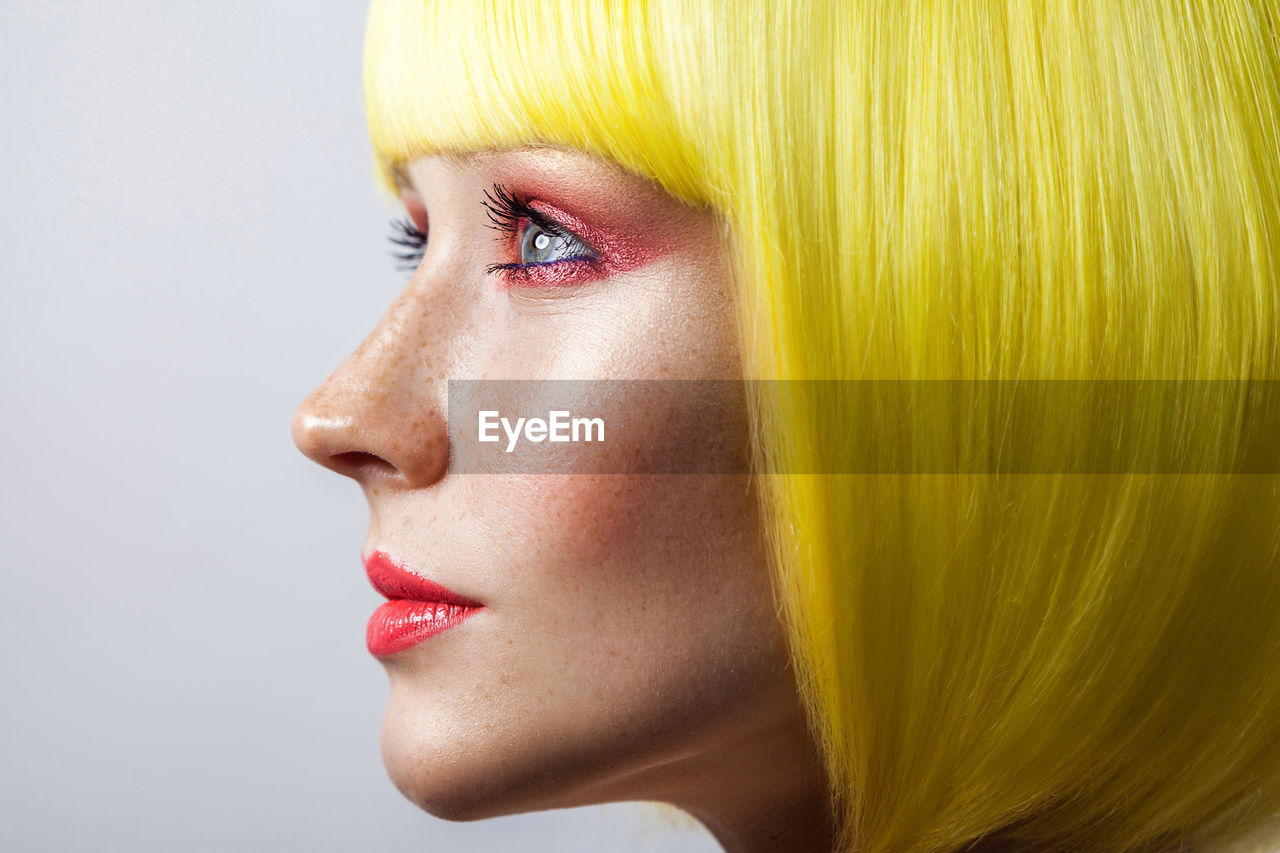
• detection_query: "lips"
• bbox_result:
[364,550,483,656]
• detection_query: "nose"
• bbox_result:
[292,292,450,489]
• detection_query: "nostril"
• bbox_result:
[329,451,399,479]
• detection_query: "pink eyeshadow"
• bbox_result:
[524,200,665,274]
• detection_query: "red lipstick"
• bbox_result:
[364,551,483,656]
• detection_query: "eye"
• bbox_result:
[518,221,592,266]
[482,184,604,287]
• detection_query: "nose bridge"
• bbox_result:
[292,282,455,488]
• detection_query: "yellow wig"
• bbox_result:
[364,1,1280,850]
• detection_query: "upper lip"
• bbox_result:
[363,550,483,607]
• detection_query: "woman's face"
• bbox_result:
[291,148,817,832]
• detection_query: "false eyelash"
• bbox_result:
[481,183,591,249]
[388,216,427,272]
[481,183,540,236]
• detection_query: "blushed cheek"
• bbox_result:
[461,378,753,593]
[478,473,668,572]
[467,383,742,563]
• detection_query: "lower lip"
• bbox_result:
[366,600,482,656]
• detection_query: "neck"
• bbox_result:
[670,706,838,853]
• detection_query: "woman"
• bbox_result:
[293,1,1280,850]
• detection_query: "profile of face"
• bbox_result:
[292,148,828,846]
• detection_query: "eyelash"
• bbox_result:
[481,184,599,285]
[384,186,600,285]
[387,217,428,273]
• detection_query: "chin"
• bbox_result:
[379,712,511,821]
[377,693,588,822]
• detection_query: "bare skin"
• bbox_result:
[292,147,837,852]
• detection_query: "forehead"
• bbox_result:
[390,147,675,211]
[389,148,548,193]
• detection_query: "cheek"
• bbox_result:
[461,383,749,568]
[476,474,667,571]
[472,470,768,628]
[466,472,778,708]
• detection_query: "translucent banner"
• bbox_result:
[447,380,1280,474]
